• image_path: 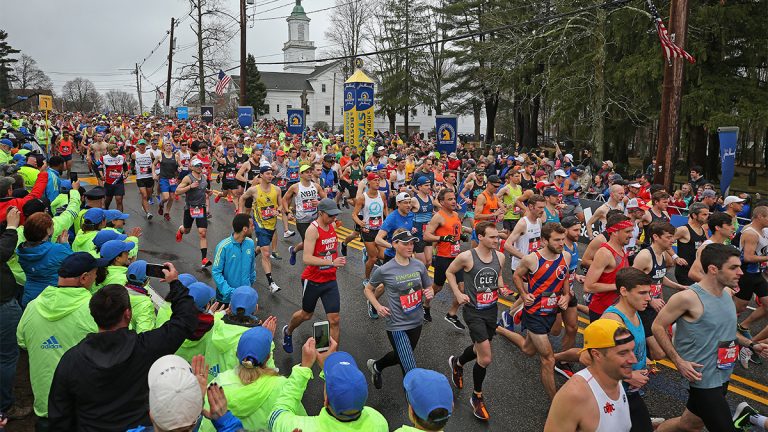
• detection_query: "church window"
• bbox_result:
[276,104,280,113]
[411,108,417,117]
[287,104,292,109]
[325,106,330,115]
[427,108,432,116]
[322,84,326,92]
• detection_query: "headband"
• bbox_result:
[605,219,633,234]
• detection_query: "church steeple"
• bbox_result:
[282,0,316,73]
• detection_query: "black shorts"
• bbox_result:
[183,207,208,229]
[297,222,311,240]
[627,391,653,432]
[674,266,695,287]
[61,154,73,162]
[686,383,736,432]
[589,309,602,323]
[735,272,768,301]
[222,180,240,191]
[105,182,125,197]
[136,178,155,189]
[302,279,341,314]
[433,256,463,287]
[638,306,657,338]
[361,228,379,243]
[521,312,557,335]
[414,239,426,254]
[463,306,498,343]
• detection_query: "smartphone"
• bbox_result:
[145,263,169,278]
[313,320,330,352]
[69,171,78,182]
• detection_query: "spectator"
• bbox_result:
[92,234,134,289]
[588,173,607,198]
[0,169,49,224]
[397,368,454,432]
[211,214,257,305]
[122,260,158,334]
[669,190,687,216]
[699,189,717,211]
[680,183,695,208]
[689,165,708,192]
[47,263,198,431]
[155,278,217,363]
[16,212,73,306]
[72,208,107,257]
[73,187,106,233]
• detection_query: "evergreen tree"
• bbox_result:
[0,30,20,106]
[244,54,267,116]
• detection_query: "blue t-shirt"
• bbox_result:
[381,211,414,258]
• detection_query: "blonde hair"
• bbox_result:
[237,363,278,385]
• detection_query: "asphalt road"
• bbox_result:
[10,159,767,431]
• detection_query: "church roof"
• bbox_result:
[231,61,341,93]
[290,0,307,17]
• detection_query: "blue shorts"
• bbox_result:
[254,226,275,247]
[159,177,178,193]
[61,154,73,162]
[471,229,478,242]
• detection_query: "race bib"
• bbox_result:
[717,340,738,370]
[319,252,334,270]
[650,283,663,298]
[61,145,71,153]
[109,170,122,179]
[476,290,499,309]
[289,171,299,180]
[225,172,236,180]
[400,290,423,313]
[353,179,360,186]
[169,177,178,185]
[276,178,287,188]
[450,241,461,257]
[190,206,205,219]
[139,166,150,174]
[540,294,559,314]
[528,238,541,253]
[260,206,277,220]
[302,200,317,211]
[369,217,382,229]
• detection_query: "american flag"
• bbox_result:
[156,88,165,101]
[215,70,231,96]
[647,0,695,64]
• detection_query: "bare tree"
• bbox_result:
[11,54,53,90]
[414,2,453,115]
[61,78,102,112]
[323,0,372,77]
[104,90,139,114]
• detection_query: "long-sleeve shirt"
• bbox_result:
[211,235,257,303]
[0,170,48,224]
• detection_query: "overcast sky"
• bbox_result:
[2,0,336,102]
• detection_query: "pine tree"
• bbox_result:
[0,30,20,106]
[244,54,267,116]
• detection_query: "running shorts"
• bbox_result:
[361,228,379,243]
[296,222,311,240]
[686,383,736,432]
[254,226,275,247]
[735,272,768,301]
[136,178,155,189]
[463,306,498,343]
[159,178,178,193]
[433,256,464,287]
[302,279,341,314]
[183,207,208,229]
[105,182,125,197]
[521,312,557,335]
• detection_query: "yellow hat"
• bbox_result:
[581,319,634,352]
[299,164,312,173]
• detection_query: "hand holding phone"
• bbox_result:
[313,320,330,352]
[146,263,170,278]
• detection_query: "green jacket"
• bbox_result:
[155,303,212,362]
[203,319,276,382]
[268,365,388,432]
[18,165,40,190]
[94,265,127,292]
[393,426,428,431]
[127,287,156,334]
[16,286,97,417]
[200,369,306,432]
[0,148,11,165]
[71,230,99,257]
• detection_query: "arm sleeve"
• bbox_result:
[139,280,197,358]
[211,411,245,432]
[28,170,49,199]
[0,228,18,262]
[47,357,76,430]
[268,365,313,432]
[52,190,81,239]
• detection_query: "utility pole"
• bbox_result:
[166,17,175,110]
[135,63,143,114]
[654,0,690,190]
[239,0,247,105]
[331,71,337,131]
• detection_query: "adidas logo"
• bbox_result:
[41,336,62,350]
[209,364,220,377]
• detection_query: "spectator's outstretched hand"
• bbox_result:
[202,384,228,421]
[5,206,20,227]
[191,354,209,396]
[262,316,277,335]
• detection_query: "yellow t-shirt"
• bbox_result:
[253,184,279,230]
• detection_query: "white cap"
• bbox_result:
[396,192,412,203]
[515,156,524,163]
[389,153,397,159]
[628,182,641,188]
[147,355,202,430]
[724,196,745,206]
[564,154,573,162]
[553,169,567,177]
[377,146,386,152]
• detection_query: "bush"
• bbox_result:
[312,121,329,131]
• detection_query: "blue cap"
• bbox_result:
[93,230,128,249]
[59,179,72,191]
[84,208,106,224]
[99,240,135,262]
[230,286,258,318]
[415,176,431,186]
[403,368,453,421]
[0,138,11,146]
[179,273,197,288]
[543,188,560,197]
[324,352,368,417]
[187,282,215,311]
[126,260,148,284]
[376,164,386,171]
[236,326,273,366]
[255,144,263,150]
[104,209,130,221]
[22,143,34,151]
[58,252,109,277]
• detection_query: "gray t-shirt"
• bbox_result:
[370,258,432,332]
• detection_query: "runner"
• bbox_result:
[446,221,504,421]
[215,141,243,207]
[496,222,571,400]
[497,170,524,233]
[561,167,585,222]
[586,184,626,239]
[54,129,74,177]
[458,167,487,225]
[543,188,563,224]
[100,144,127,212]
[734,203,768,341]
[687,212,736,283]
[471,175,504,247]
[353,172,387,285]
[640,191,671,248]
[553,216,583,376]
[282,198,345,353]
[340,153,364,208]
[282,164,326,266]
[86,132,107,186]
[132,139,156,220]
[651,243,768,432]
[673,202,710,286]
[544,319,634,432]
[411,177,436,268]
[319,153,339,201]
[365,229,433,389]
[155,140,179,221]
[584,214,633,321]
[175,158,212,269]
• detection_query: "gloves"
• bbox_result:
[460,233,470,242]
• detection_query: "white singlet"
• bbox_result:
[294,182,319,223]
[393,170,407,190]
[362,192,385,230]
[576,368,631,432]
[134,150,154,179]
[510,216,542,269]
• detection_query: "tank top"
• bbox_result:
[470,180,486,206]
[474,191,499,227]
[510,217,542,269]
[246,159,261,182]
[101,154,126,185]
[646,248,667,298]
[362,192,385,230]
[502,185,523,220]
[740,226,768,274]
[575,368,631,432]
[464,249,501,310]
[544,206,560,224]
[350,165,364,185]
[642,209,670,246]
[393,170,407,190]
[178,150,191,171]
[134,149,154,179]
[525,252,568,316]
[300,220,338,283]
[58,139,73,156]
[184,173,208,209]
[253,184,279,230]
[520,174,535,191]
[675,283,737,389]
[589,243,629,315]
[435,210,462,258]
[677,224,707,275]
[159,152,178,179]
[294,182,319,223]
[286,159,301,183]
[413,193,433,239]
[604,306,647,374]
[378,179,391,201]
[197,154,212,179]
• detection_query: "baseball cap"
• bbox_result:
[543,188,560,197]
[628,182,641,188]
[0,138,12,147]
[323,153,336,162]
[581,319,634,352]
[237,326,273,367]
[137,139,147,146]
[564,153,573,162]
[187,282,215,312]
[84,208,106,224]
[377,146,386,152]
[396,192,412,203]
[367,172,379,181]
[190,158,203,167]
[126,260,149,285]
[701,189,717,198]
[230,286,258,319]
[561,216,581,228]
[392,230,418,243]
[299,164,311,173]
[724,196,745,206]
[534,170,547,178]
[99,240,135,262]
[603,160,614,169]
[553,169,567,178]
[403,368,453,422]
[259,165,273,174]
[448,152,457,159]
[179,273,197,288]
[104,209,130,221]
[58,252,109,277]
[487,175,501,184]
[276,150,285,156]
[626,198,650,211]
[415,176,431,186]
[93,230,128,249]
[324,352,368,418]
[318,198,341,216]
[376,164,387,171]
[609,173,623,182]
[147,355,202,430]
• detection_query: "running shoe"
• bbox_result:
[158,206,164,216]
[148,197,155,205]
[500,310,515,331]
[271,252,282,260]
[445,314,466,330]
[288,246,297,266]
[367,359,383,389]
[367,301,379,319]
[470,393,490,421]
[176,226,184,242]
[448,355,463,389]
[201,258,212,268]
[146,212,153,220]
[554,361,575,379]
[423,307,432,322]
[284,230,295,238]
[341,242,348,256]
[282,325,293,353]
[733,401,759,430]
[739,346,753,369]
[214,195,222,203]
[164,213,171,222]
[174,194,180,201]
[738,324,753,340]
[269,282,281,294]
[227,196,233,203]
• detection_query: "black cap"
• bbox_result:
[543,188,560,197]
[323,154,335,161]
[22,198,47,217]
[488,175,501,184]
[84,186,106,199]
[58,252,109,278]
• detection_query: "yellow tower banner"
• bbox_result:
[344,67,374,152]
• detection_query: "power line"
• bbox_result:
[254,0,359,21]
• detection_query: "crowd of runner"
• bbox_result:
[1,109,768,431]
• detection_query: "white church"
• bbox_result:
[232,0,481,135]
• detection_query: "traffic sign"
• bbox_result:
[38,95,53,111]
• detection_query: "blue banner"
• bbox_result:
[435,115,458,155]
[176,106,189,120]
[237,106,253,128]
[287,109,305,135]
[717,126,739,196]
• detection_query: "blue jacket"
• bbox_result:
[125,411,244,432]
[211,235,257,303]
[45,168,61,203]
[16,241,73,306]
